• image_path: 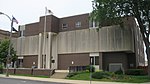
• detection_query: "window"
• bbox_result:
[95,56,99,65]
[62,23,68,29]
[89,21,99,28]
[90,56,99,65]
[75,21,81,28]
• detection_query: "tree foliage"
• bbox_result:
[0,39,17,66]
[91,0,150,76]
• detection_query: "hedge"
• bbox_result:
[125,69,146,76]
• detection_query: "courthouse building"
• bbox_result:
[12,13,145,72]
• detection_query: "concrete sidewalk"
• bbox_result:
[0,74,149,84]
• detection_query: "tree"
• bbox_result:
[0,39,17,67]
[91,0,150,76]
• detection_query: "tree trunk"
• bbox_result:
[134,10,150,76]
[146,47,150,76]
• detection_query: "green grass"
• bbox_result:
[115,75,150,83]
[67,72,91,80]
[66,72,150,83]
[13,74,50,78]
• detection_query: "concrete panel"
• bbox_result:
[89,29,99,52]
[51,35,58,69]
[13,25,135,60]
[75,30,83,52]
[67,31,76,53]
[13,35,39,56]
[58,32,68,53]
[58,25,134,54]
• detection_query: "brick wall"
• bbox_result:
[58,53,89,70]
[23,55,38,68]
[33,69,54,76]
[2,68,54,77]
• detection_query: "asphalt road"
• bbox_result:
[0,77,67,84]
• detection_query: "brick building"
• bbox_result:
[0,29,18,40]
[0,29,9,40]
[12,13,145,72]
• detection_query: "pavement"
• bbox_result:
[0,74,150,84]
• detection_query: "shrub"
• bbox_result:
[137,66,148,75]
[0,64,3,69]
[67,72,77,78]
[92,71,111,79]
[115,69,123,75]
[0,64,3,74]
[86,65,95,72]
[125,69,146,76]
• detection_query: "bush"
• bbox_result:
[137,66,148,75]
[0,64,3,69]
[67,72,78,78]
[86,65,95,72]
[0,64,3,74]
[115,69,123,75]
[92,71,111,79]
[125,69,146,76]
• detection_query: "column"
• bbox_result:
[46,32,52,69]
[99,53,103,70]
[38,33,42,68]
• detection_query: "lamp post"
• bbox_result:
[90,58,93,84]
[0,12,13,77]
[0,12,11,21]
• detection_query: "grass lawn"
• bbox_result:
[13,74,50,78]
[66,72,150,83]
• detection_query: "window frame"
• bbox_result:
[89,21,99,28]
[62,23,68,29]
[75,21,81,28]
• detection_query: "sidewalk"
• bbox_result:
[0,74,149,84]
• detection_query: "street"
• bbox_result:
[0,77,67,84]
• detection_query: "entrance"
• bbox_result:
[89,53,99,70]
[18,59,23,68]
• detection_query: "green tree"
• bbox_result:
[0,39,17,67]
[91,0,150,76]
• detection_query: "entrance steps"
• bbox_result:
[50,70,69,79]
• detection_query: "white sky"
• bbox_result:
[0,0,93,31]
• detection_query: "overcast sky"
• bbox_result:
[0,0,93,31]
